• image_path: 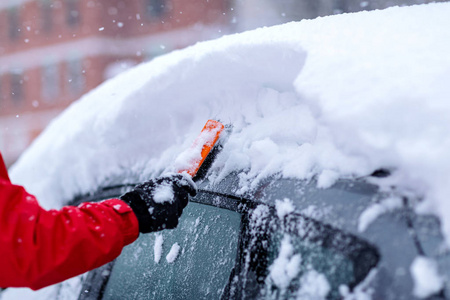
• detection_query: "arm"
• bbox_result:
[0,178,139,290]
[0,153,195,290]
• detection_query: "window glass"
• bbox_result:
[8,7,20,40]
[263,233,353,299]
[41,0,53,32]
[10,69,24,104]
[261,215,379,300]
[41,62,59,101]
[145,0,166,18]
[66,58,84,95]
[102,202,241,300]
[66,0,80,26]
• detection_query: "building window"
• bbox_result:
[10,70,24,105]
[41,0,53,32]
[66,58,85,95]
[41,63,60,102]
[8,7,21,40]
[145,0,166,18]
[66,0,80,26]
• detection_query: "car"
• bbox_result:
[4,2,450,300]
[66,138,445,300]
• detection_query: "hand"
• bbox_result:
[120,173,197,233]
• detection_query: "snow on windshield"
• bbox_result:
[10,2,450,247]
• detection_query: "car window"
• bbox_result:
[232,205,379,300]
[263,219,378,299]
[102,201,241,300]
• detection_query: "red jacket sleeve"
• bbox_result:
[0,153,139,290]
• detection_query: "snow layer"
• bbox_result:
[275,198,295,220]
[410,256,444,298]
[166,243,181,263]
[268,235,302,289]
[297,270,330,300]
[10,3,450,247]
[154,233,164,263]
[358,196,403,232]
[152,182,175,204]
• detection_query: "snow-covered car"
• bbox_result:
[71,157,413,300]
[3,2,450,300]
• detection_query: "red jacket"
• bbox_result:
[0,152,139,290]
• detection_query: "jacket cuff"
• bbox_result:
[101,198,140,246]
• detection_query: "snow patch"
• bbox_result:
[268,235,301,289]
[104,60,137,80]
[166,243,181,263]
[358,196,403,232]
[317,170,339,189]
[275,198,295,220]
[297,270,331,300]
[154,234,164,263]
[300,205,329,220]
[250,205,270,226]
[152,182,174,204]
[410,256,444,298]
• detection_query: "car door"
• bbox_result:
[77,186,244,300]
[224,199,379,299]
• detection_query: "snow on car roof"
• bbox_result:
[10,3,450,245]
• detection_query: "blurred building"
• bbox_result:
[0,0,230,166]
[1,0,448,166]
[234,0,449,31]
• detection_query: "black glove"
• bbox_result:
[120,173,197,233]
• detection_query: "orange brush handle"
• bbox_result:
[178,120,224,177]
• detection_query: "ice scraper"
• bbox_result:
[175,119,225,180]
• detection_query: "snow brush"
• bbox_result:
[175,119,225,181]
